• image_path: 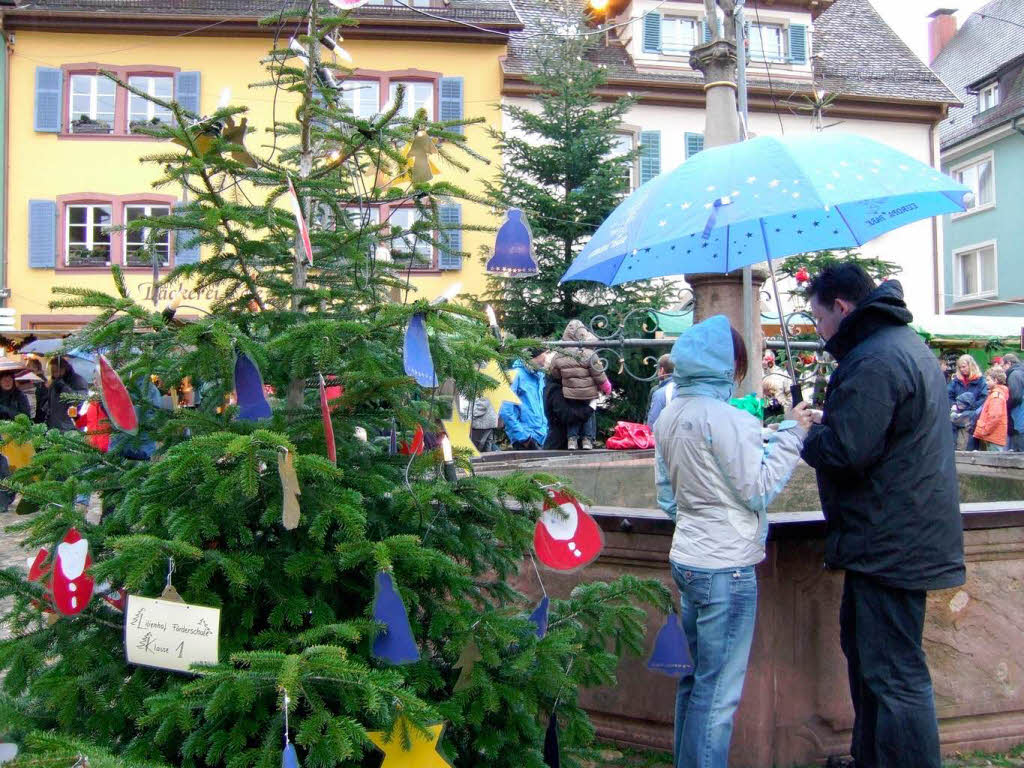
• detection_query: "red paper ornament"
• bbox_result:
[50,528,95,616]
[98,355,139,435]
[534,491,604,571]
[399,424,425,456]
[319,374,337,463]
[795,267,810,284]
[26,547,55,615]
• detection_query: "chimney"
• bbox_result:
[928,8,958,64]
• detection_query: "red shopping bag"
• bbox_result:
[605,421,654,450]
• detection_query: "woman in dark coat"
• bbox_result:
[0,371,31,421]
[34,357,88,431]
[948,354,987,450]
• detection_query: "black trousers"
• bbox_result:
[840,571,941,768]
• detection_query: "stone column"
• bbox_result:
[686,269,768,364]
[688,38,741,149]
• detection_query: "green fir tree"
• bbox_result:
[0,5,669,767]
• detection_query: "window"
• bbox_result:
[69,74,116,133]
[388,207,433,266]
[608,132,638,190]
[389,81,434,120]
[341,80,381,119]
[124,204,171,266]
[128,75,174,131]
[954,243,997,300]
[662,16,700,56]
[978,82,999,111]
[953,155,995,212]
[66,204,112,266]
[749,22,786,61]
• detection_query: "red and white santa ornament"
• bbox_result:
[533,490,604,572]
[50,528,95,616]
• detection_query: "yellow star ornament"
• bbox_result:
[479,360,520,416]
[367,716,453,768]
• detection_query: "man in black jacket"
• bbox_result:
[802,265,964,768]
[1002,354,1024,451]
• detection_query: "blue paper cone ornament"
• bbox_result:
[371,571,420,664]
[646,611,693,677]
[543,712,560,768]
[403,313,437,388]
[486,209,538,277]
[529,595,550,638]
[234,352,272,420]
[282,742,300,768]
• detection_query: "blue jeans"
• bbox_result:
[670,563,758,768]
[566,411,597,439]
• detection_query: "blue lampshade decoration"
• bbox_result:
[529,595,550,639]
[371,571,420,664]
[543,711,560,768]
[234,352,272,421]
[486,208,538,277]
[403,313,437,388]
[282,743,300,768]
[646,611,693,678]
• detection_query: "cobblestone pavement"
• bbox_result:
[0,510,30,639]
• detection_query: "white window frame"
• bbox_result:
[388,81,434,120]
[127,75,174,130]
[388,207,434,266]
[951,151,996,219]
[662,15,701,57]
[609,130,639,190]
[124,204,172,266]
[952,240,998,301]
[340,80,381,119]
[748,21,787,63]
[66,204,112,265]
[69,74,116,132]
[978,82,999,112]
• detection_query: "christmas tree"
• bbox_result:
[0,5,669,767]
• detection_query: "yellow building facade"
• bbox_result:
[0,3,518,329]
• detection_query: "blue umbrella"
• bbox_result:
[561,133,970,286]
[560,133,970,399]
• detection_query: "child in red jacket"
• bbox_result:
[974,367,1009,451]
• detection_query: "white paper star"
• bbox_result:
[704,202,713,209]
[747,176,757,184]
[769,179,780,188]
[792,192,801,198]
[825,183,835,190]
[659,220,667,227]
[832,171,841,178]
[706,185,716,192]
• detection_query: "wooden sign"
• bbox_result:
[125,594,220,673]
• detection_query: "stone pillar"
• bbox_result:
[685,268,768,380]
[689,39,740,149]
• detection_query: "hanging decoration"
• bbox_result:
[98,355,139,435]
[75,399,111,453]
[234,352,273,421]
[528,595,549,639]
[281,692,300,768]
[371,572,420,665]
[51,528,95,616]
[221,116,257,168]
[398,424,425,456]
[453,639,481,692]
[534,491,604,572]
[439,418,477,459]
[646,612,693,678]
[319,374,337,463]
[287,176,314,266]
[403,313,436,388]
[367,715,453,768]
[278,448,301,530]
[27,546,56,621]
[485,209,538,277]
[389,418,399,456]
[543,712,560,768]
[85,491,104,526]
[397,130,440,185]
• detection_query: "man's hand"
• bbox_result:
[786,401,814,431]
[810,409,824,425]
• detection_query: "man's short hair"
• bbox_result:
[805,263,876,308]
[658,354,675,374]
[1004,353,1021,367]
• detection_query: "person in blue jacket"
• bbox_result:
[948,355,987,450]
[500,354,548,451]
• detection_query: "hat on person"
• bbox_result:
[955,391,976,410]
[992,356,1003,365]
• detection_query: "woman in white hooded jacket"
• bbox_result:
[653,315,811,768]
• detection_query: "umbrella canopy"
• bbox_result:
[19,338,72,355]
[560,133,970,286]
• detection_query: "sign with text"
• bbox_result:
[125,594,220,673]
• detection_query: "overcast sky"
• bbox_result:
[868,0,989,64]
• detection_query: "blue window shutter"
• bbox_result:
[703,20,712,42]
[639,131,661,184]
[28,200,57,269]
[174,203,201,265]
[438,203,462,270]
[685,132,704,158]
[34,67,63,133]
[642,12,662,53]
[788,24,807,64]
[174,71,201,120]
[439,76,464,134]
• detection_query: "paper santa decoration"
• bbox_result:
[533,491,604,572]
[50,528,95,616]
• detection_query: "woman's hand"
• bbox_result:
[786,401,814,432]
[600,378,612,395]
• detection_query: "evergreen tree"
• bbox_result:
[0,6,669,767]
[478,24,677,342]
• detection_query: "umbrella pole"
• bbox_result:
[765,255,803,406]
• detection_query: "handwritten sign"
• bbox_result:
[125,595,220,673]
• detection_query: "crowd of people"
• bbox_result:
[944,352,1024,452]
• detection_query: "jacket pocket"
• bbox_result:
[727,506,759,540]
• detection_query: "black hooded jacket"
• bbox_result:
[801,281,965,591]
